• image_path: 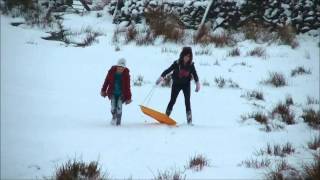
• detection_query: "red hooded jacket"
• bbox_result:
[101,66,132,101]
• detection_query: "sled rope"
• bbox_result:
[142,85,156,106]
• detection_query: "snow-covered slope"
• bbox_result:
[1,12,319,179]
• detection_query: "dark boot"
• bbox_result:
[187,111,192,125]
[165,109,171,116]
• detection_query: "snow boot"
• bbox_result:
[116,113,122,126]
[187,111,192,125]
[111,112,116,125]
[165,109,171,116]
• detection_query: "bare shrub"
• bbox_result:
[228,47,240,56]
[214,77,226,88]
[194,25,235,47]
[282,142,295,155]
[271,103,295,125]
[187,154,209,171]
[214,77,239,89]
[262,143,295,157]
[228,79,240,88]
[307,96,320,105]
[112,26,121,45]
[195,49,212,56]
[254,113,269,125]
[6,2,59,29]
[55,159,107,180]
[265,159,300,180]
[202,79,210,87]
[308,134,320,150]
[285,95,294,106]
[277,25,299,49]
[194,24,211,45]
[302,153,320,179]
[76,31,102,47]
[145,6,185,43]
[242,112,268,125]
[242,90,264,101]
[133,75,144,86]
[242,21,263,41]
[161,47,178,54]
[154,168,186,180]
[291,66,311,77]
[241,21,275,43]
[211,33,235,48]
[263,72,287,87]
[239,158,271,169]
[301,108,320,129]
[247,47,266,57]
[41,20,75,44]
[136,30,155,46]
[125,24,138,43]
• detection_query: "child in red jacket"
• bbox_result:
[101,58,132,126]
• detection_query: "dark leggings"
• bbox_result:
[166,83,191,112]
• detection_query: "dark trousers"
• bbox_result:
[111,95,122,125]
[166,83,191,113]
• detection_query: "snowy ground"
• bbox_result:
[1,12,319,179]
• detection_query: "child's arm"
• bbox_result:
[191,63,200,92]
[156,61,176,85]
[124,69,132,104]
[161,62,176,78]
[191,63,199,83]
[101,69,111,97]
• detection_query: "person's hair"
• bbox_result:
[179,47,193,65]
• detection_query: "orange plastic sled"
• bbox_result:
[140,105,177,125]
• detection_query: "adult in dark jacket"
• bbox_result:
[101,58,132,126]
[156,47,200,124]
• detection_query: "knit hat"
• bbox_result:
[117,58,126,67]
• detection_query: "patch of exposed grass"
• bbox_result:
[301,108,320,129]
[247,47,266,57]
[228,47,240,56]
[239,158,271,169]
[291,66,311,77]
[263,72,287,87]
[55,159,107,180]
[187,154,209,171]
[271,103,295,125]
[308,134,320,150]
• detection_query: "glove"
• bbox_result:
[100,91,107,97]
[125,99,132,105]
[195,82,200,92]
[156,77,164,85]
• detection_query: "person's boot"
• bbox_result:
[111,112,116,125]
[116,113,122,126]
[165,109,171,116]
[187,111,192,125]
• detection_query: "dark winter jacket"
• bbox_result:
[161,60,199,85]
[101,66,132,101]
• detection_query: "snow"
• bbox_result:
[215,17,225,25]
[1,10,320,179]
